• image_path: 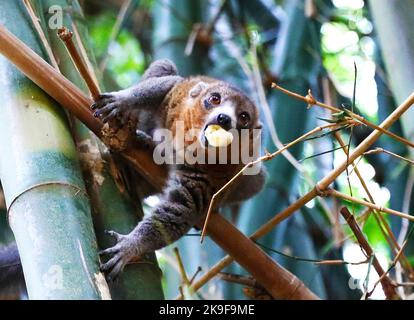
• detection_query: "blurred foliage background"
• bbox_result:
[1,0,414,299]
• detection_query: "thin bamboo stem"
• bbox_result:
[364,148,414,165]
[340,207,398,299]
[327,189,414,222]
[58,27,101,101]
[204,214,319,300]
[272,83,414,149]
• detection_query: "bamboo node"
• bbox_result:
[305,89,316,108]
[315,184,328,197]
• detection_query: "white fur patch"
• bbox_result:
[207,101,237,127]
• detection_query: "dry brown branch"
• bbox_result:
[370,238,409,296]
[0,23,319,300]
[339,207,398,299]
[57,27,101,101]
[0,188,5,210]
[204,214,319,299]
[219,272,258,287]
[271,83,414,149]
[173,247,190,286]
[327,189,414,223]
[314,258,369,266]
[189,266,202,285]
[173,247,191,299]
[71,22,101,89]
[364,148,414,165]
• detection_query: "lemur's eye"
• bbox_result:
[208,93,221,105]
[238,112,250,127]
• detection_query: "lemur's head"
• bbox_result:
[165,76,262,167]
[182,77,262,147]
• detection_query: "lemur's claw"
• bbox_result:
[104,230,123,241]
[91,93,117,115]
[99,231,139,280]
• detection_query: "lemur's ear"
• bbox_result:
[189,81,208,98]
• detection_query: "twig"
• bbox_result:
[173,247,190,286]
[364,148,414,166]
[0,188,5,210]
[255,240,369,266]
[173,247,194,300]
[22,0,59,70]
[58,27,101,101]
[339,207,398,299]
[200,123,342,242]
[205,0,227,35]
[271,83,414,149]
[369,237,409,297]
[184,0,225,56]
[202,214,319,300]
[219,272,257,288]
[326,189,414,223]
[71,22,101,90]
[189,266,202,285]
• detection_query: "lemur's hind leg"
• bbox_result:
[100,167,213,281]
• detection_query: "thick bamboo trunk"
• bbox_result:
[0,0,109,299]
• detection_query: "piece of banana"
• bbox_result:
[204,124,233,147]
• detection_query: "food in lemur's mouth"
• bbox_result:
[91,59,266,280]
[204,124,234,147]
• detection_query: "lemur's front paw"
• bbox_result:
[91,93,134,125]
[99,230,140,281]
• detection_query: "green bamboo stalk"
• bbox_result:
[34,0,164,299]
[0,0,109,299]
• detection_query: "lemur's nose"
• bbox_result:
[217,113,232,130]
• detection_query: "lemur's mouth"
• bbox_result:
[203,124,234,148]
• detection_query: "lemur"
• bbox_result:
[0,59,265,286]
[92,59,266,280]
